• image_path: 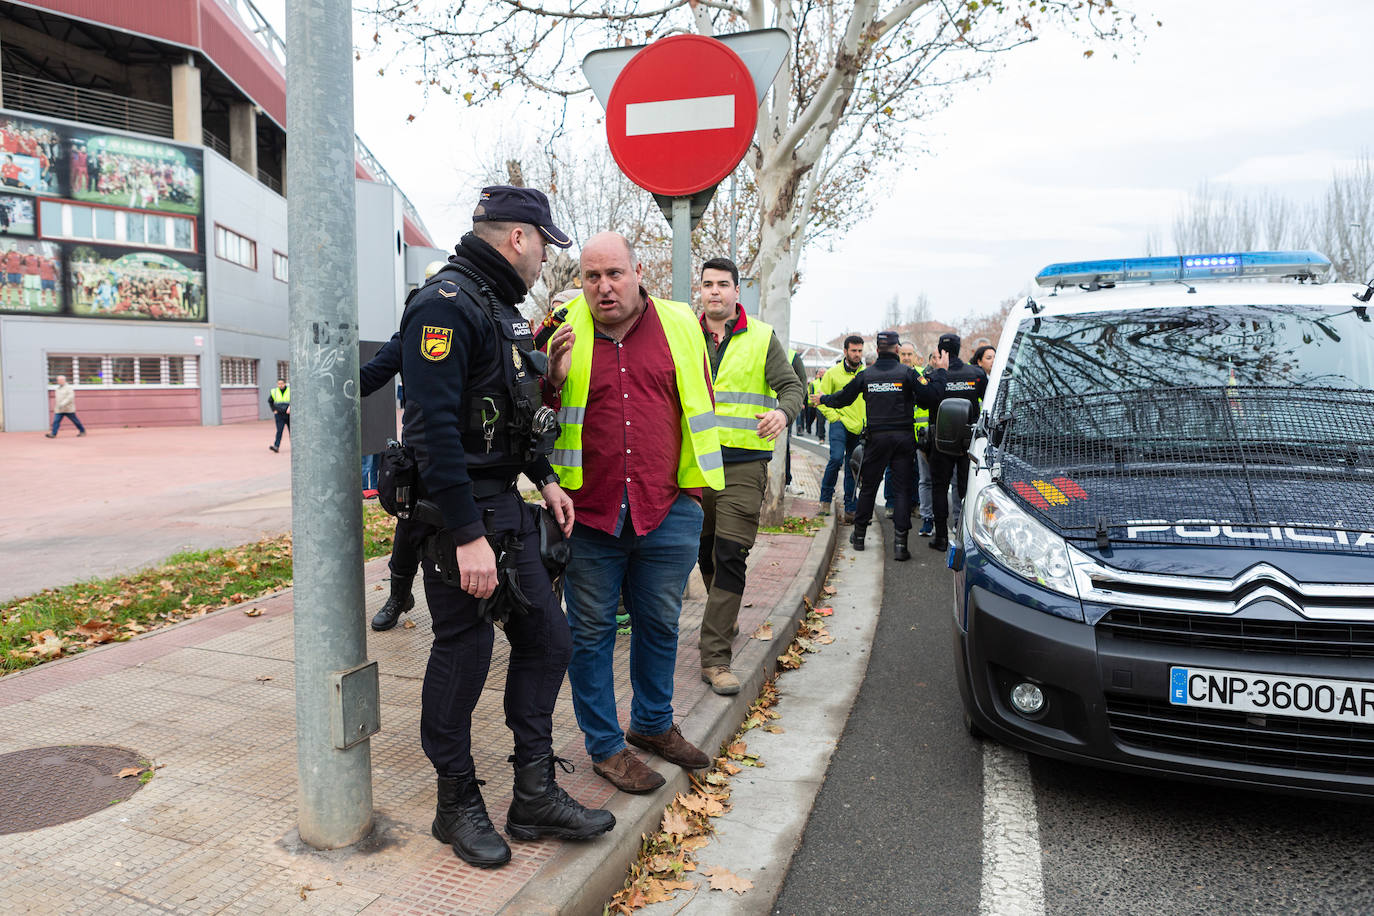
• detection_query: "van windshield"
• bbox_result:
[1001,303,1374,406]
[991,303,1374,544]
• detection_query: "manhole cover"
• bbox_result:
[0,745,149,834]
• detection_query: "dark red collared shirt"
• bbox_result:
[558,296,704,537]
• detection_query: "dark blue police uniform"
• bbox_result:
[398,186,612,869]
[928,333,987,552]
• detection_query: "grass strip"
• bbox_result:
[758,514,825,536]
[1,501,398,675]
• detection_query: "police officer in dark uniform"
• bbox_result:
[928,332,988,553]
[814,331,948,560]
[400,186,613,869]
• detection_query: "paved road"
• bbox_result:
[776,512,1374,915]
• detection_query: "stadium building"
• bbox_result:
[0,0,444,431]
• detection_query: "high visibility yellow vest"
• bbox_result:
[818,361,865,434]
[712,316,777,452]
[269,386,290,405]
[914,369,930,432]
[551,296,724,491]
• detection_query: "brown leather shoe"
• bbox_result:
[626,724,710,770]
[701,665,741,696]
[592,749,665,794]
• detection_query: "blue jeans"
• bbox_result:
[50,412,85,435]
[361,453,379,491]
[818,422,859,513]
[564,494,704,762]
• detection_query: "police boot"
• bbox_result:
[850,524,866,551]
[506,755,615,842]
[893,531,911,562]
[370,576,415,631]
[432,774,511,868]
[929,520,949,553]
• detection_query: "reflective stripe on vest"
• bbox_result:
[550,296,724,491]
[270,386,290,405]
[712,315,778,452]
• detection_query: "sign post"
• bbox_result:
[584,30,788,301]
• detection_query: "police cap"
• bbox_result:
[938,332,961,355]
[876,331,900,348]
[473,185,572,249]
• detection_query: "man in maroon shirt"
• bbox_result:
[545,232,722,794]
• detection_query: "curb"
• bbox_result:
[498,511,840,916]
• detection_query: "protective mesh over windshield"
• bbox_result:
[991,385,1374,550]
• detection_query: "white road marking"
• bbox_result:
[980,743,1046,916]
[624,94,735,136]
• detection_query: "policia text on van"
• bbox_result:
[941,250,1374,802]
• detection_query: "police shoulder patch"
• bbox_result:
[422,325,452,362]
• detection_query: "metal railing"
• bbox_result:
[203,130,230,158]
[224,0,434,241]
[2,72,173,138]
[257,167,282,194]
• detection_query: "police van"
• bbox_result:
[938,250,1374,800]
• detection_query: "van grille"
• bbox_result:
[1097,609,1374,659]
[1106,695,1374,777]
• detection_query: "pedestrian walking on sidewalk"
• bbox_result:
[267,379,290,452]
[401,186,613,869]
[815,332,947,560]
[695,257,803,695]
[545,231,724,795]
[816,337,866,523]
[45,374,86,437]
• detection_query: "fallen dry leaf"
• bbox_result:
[821,584,837,596]
[681,835,711,853]
[641,878,675,904]
[255,675,273,682]
[727,741,747,757]
[243,607,263,618]
[721,761,742,776]
[661,808,691,836]
[749,622,773,640]
[763,725,785,734]
[814,606,834,616]
[116,766,144,779]
[402,619,417,629]
[702,865,753,895]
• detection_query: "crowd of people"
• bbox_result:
[69,143,198,210]
[354,181,995,874]
[71,261,203,319]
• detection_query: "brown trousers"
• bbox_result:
[697,457,768,667]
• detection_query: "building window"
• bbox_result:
[276,361,290,384]
[39,199,196,252]
[47,354,199,388]
[273,251,288,283]
[214,225,257,270]
[220,356,259,388]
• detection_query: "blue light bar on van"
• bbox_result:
[1034,250,1332,288]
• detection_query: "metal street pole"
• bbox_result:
[672,196,691,302]
[286,0,374,849]
[728,171,737,265]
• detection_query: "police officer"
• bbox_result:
[400,185,613,869]
[927,332,988,553]
[814,331,948,560]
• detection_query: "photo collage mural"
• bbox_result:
[0,111,206,322]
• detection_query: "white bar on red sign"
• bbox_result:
[624,94,735,137]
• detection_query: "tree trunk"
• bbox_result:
[756,165,799,527]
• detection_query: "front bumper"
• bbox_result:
[953,558,1374,802]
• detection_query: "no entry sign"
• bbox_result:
[605,34,759,198]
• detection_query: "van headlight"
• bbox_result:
[969,486,1079,597]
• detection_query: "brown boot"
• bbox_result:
[701,665,741,696]
[626,724,710,770]
[592,749,664,794]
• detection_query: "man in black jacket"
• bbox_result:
[399,185,613,869]
[815,332,947,560]
[927,333,988,552]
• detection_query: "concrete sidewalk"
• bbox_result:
[0,450,835,914]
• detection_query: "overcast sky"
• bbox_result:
[258,0,1373,340]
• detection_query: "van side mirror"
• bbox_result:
[935,399,974,455]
